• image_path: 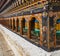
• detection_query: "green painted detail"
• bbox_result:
[31,29,40,37]
[56,31,60,33]
[23,27,28,33]
[18,26,20,31]
[25,27,28,29]
[56,31,60,39]
[34,29,40,32]
[23,27,40,36]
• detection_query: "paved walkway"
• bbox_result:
[0,32,15,56]
[1,25,60,56]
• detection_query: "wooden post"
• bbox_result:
[54,29,56,48]
[12,18,15,30]
[15,18,16,31]
[20,20,23,35]
[16,18,18,32]
[54,18,56,48]
[40,19,43,46]
[9,19,10,28]
[12,18,14,30]
[10,19,12,29]
[27,21,31,39]
[47,17,50,50]
[15,18,17,32]
[7,19,9,27]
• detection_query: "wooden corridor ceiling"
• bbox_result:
[0,0,8,10]
[0,0,13,13]
[0,0,60,18]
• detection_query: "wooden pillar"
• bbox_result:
[7,19,9,27]
[10,19,12,29]
[16,18,18,32]
[20,20,23,35]
[12,18,14,30]
[54,29,56,48]
[15,18,17,31]
[47,17,50,50]
[9,19,10,28]
[54,18,56,48]
[12,18,13,30]
[10,19,11,29]
[15,18,16,31]
[27,21,31,39]
[12,18,15,30]
[9,19,11,29]
[40,18,43,46]
[48,11,54,50]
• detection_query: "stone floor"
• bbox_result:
[0,32,15,56]
[0,25,60,56]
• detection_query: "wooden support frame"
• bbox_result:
[54,17,56,48]
[27,21,31,39]
[1,13,60,52]
[16,18,19,32]
[29,14,42,45]
[47,17,50,50]
[20,18,24,35]
[11,18,13,30]
[12,18,14,30]
[39,16,43,46]
[9,18,11,28]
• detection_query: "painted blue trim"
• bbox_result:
[57,19,60,23]
[33,19,39,22]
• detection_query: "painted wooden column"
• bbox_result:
[47,17,50,50]
[19,18,21,34]
[38,14,43,46]
[11,18,13,30]
[54,16,57,48]
[10,19,12,29]
[48,15,56,50]
[16,18,18,32]
[54,25,56,48]
[48,11,56,50]
[15,18,17,31]
[9,18,11,28]
[15,18,16,31]
[8,18,10,28]
[39,18,43,46]
[42,12,50,50]
[16,18,19,32]
[20,19,23,35]
[19,18,20,30]
[13,18,14,30]
[10,19,11,29]
[27,21,31,39]
[12,18,14,30]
